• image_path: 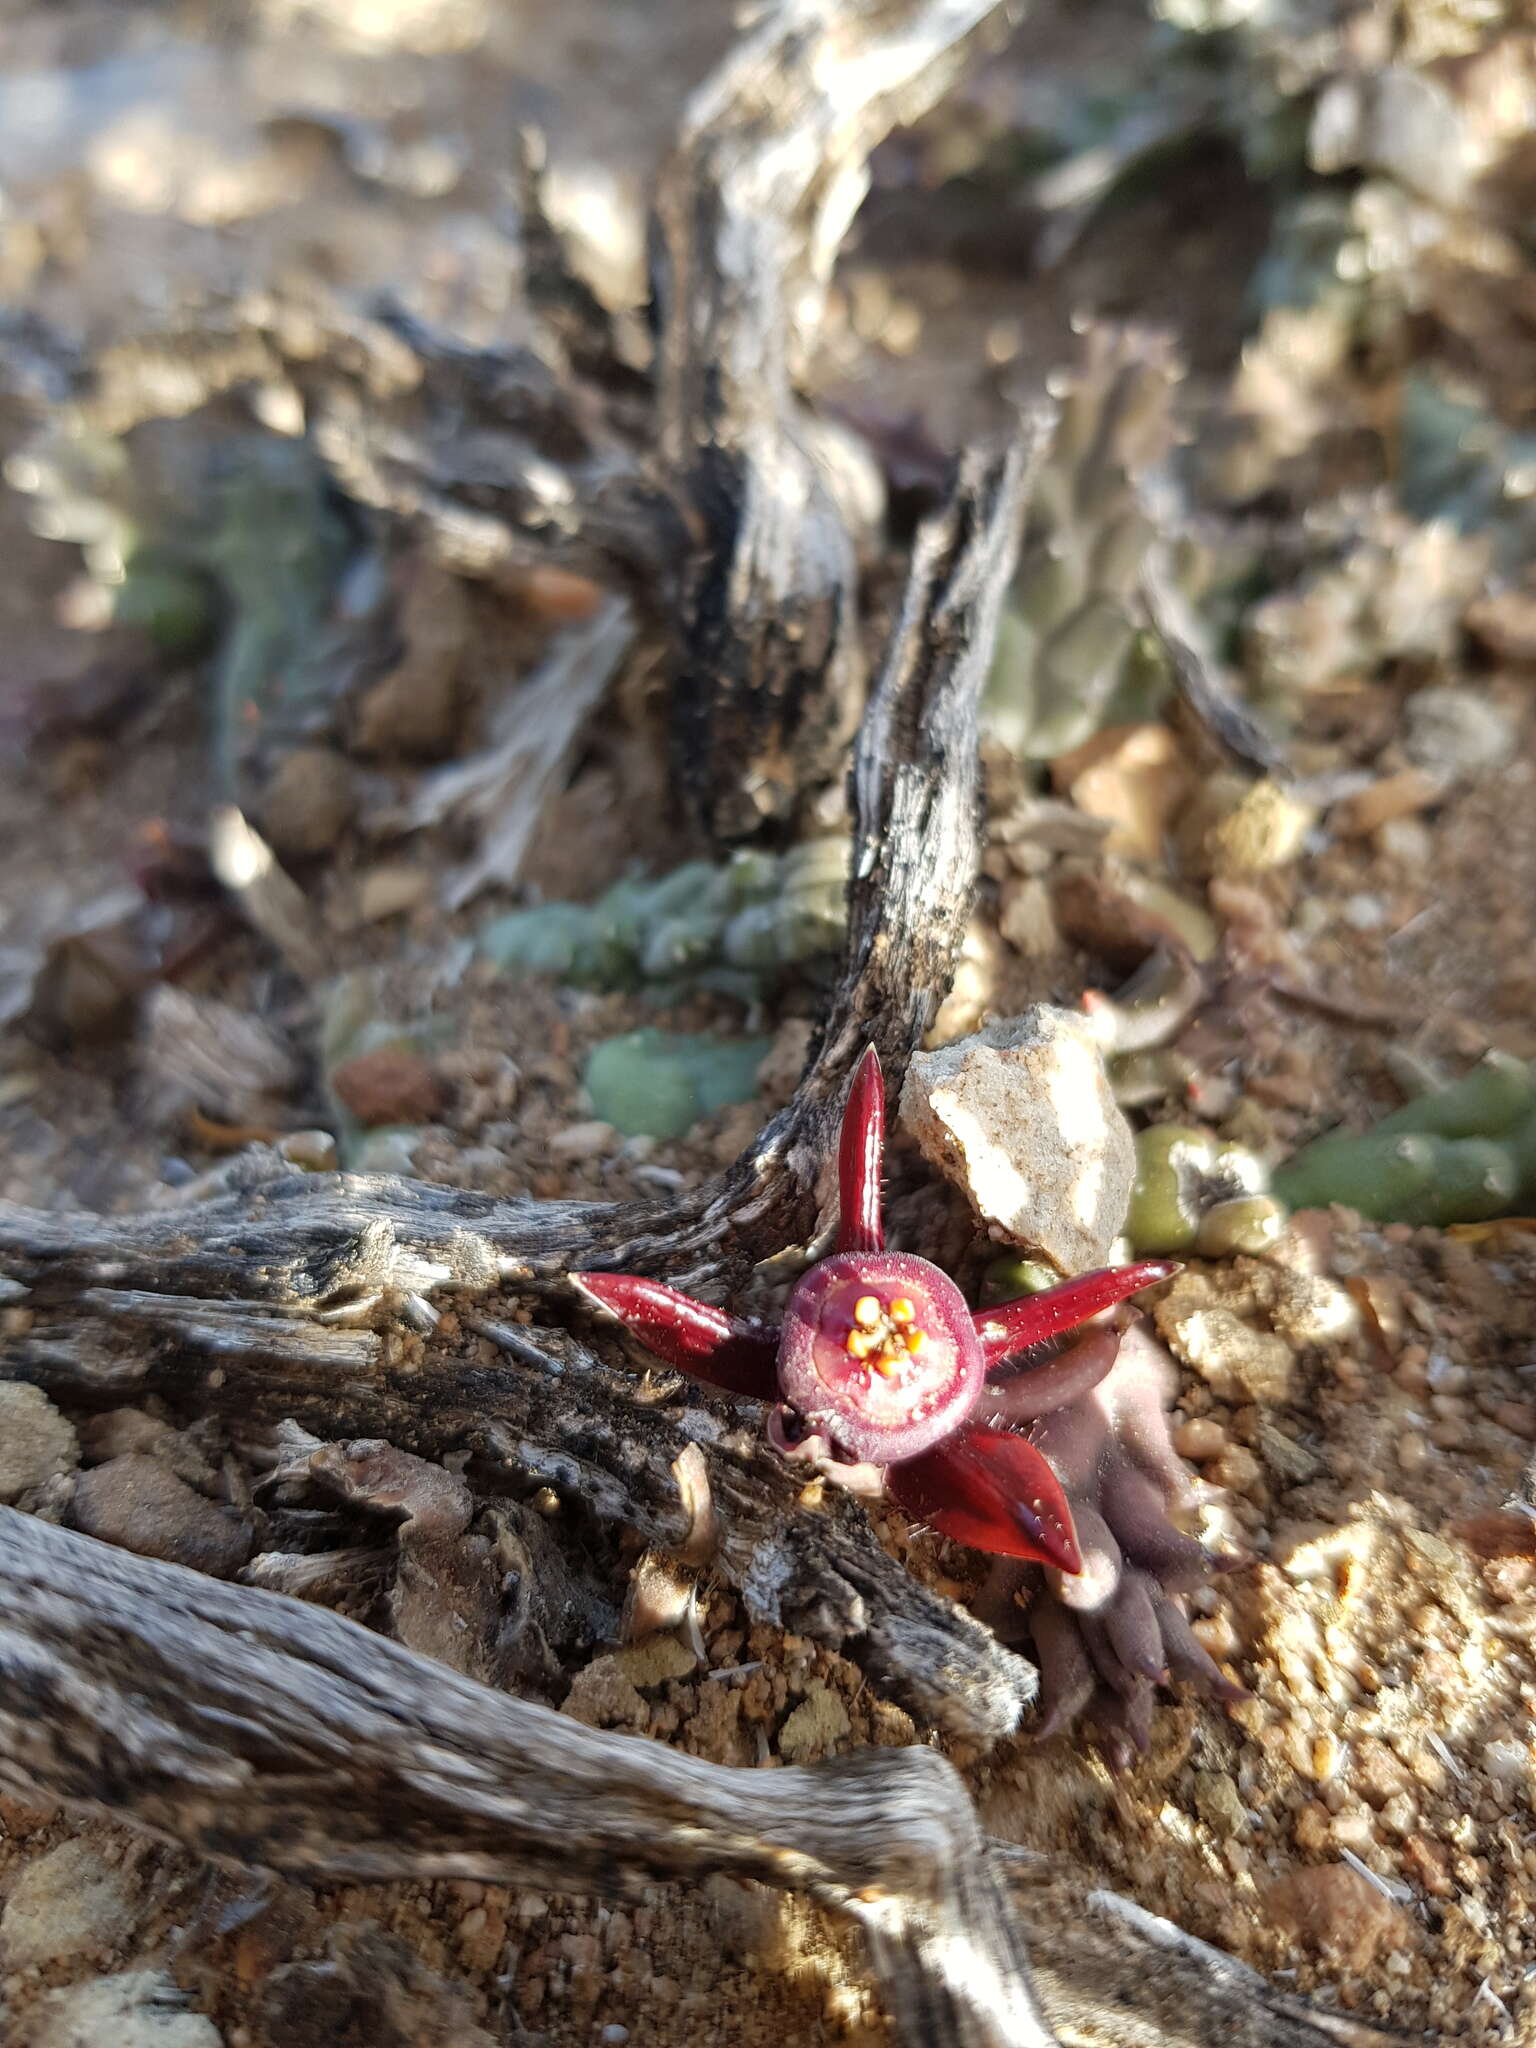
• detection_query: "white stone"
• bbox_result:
[26,1971,222,2048]
[0,1382,78,1503]
[899,1007,1135,1274]
[0,1839,137,1968]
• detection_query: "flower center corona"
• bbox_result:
[777,1250,985,1466]
[844,1292,926,1376]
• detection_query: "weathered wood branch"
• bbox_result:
[653,0,1022,832]
[1003,1854,1402,2048]
[8,1305,1038,1742]
[0,438,1042,1742]
[0,1512,1396,2048]
[0,1508,1053,2048]
[0,432,1038,1314]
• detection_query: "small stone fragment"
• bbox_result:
[515,563,606,624]
[1157,1293,1295,1404]
[1332,768,1446,838]
[0,1839,139,1968]
[997,875,1059,957]
[1402,685,1512,777]
[0,1383,79,1502]
[1052,722,1191,863]
[330,1046,446,1126]
[259,746,356,860]
[348,1126,423,1174]
[778,1682,852,1762]
[1263,1863,1415,1973]
[71,1454,253,1577]
[614,1633,699,1685]
[1205,779,1315,877]
[356,864,432,923]
[25,1971,223,2048]
[1191,1770,1246,1840]
[561,1655,649,1731]
[277,1129,339,1172]
[1396,1431,1429,1475]
[900,1008,1135,1274]
[1172,1417,1226,1462]
[549,1119,616,1160]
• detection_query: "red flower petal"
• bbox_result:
[572,1273,779,1398]
[973,1261,1178,1369]
[887,1424,1082,1573]
[837,1045,885,1255]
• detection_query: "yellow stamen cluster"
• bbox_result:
[844,1294,928,1377]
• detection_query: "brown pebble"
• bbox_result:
[1263,1863,1414,1973]
[517,564,606,624]
[1395,1352,1429,1393]
[1211,1445,1263,1496]
[1396,1431,1429,1475]
[1173,1417,1227,1461]
[356,863,432,923]
[72,1453,252,1576]
[1402,1833,1454,1898]
[1332,768,1445,838]
[1293,1802,1332,1854]
[260,745,356,860]
[331,1046,446,1126]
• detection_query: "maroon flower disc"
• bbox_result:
[777,1249,985,1465]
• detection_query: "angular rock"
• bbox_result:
[24,1971,222,2048]
[1263,1862,1415,1974]
[330,1046,446,1126]
[0,1838,138,1969]
[0,1383,78,1503]
[259,745,356,861]
[71,1454,253,1578]
[900,1008,1135,1274]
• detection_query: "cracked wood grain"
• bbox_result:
[653,0,1023,834]
[0,1511,1397,2048]
[0,1508,1054,2048]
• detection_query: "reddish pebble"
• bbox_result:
[517,564,606,623]
[330,1046,445,1126]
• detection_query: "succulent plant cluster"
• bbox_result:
[577,1049,1244,1751]
[1127,1122,1286,1258]
[478,839,850,999]
[1276,1050,1536,1227]
[983,326,1199,762]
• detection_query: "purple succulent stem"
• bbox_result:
[836,1044,885,1255]
[571,1273,780,1398]
[982,1325,1120,1424]
[973,1260,1178,1370]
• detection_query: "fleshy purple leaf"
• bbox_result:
[837,1044,885,1255]
[982,1326,1120,1424]
[572,1273,779,1398]
[974,1260,1178,1369]
[887,1423,1082,1573]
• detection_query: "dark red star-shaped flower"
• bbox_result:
[575,1046,1174,1573]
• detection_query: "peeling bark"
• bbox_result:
[0,1513,1395,2048]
